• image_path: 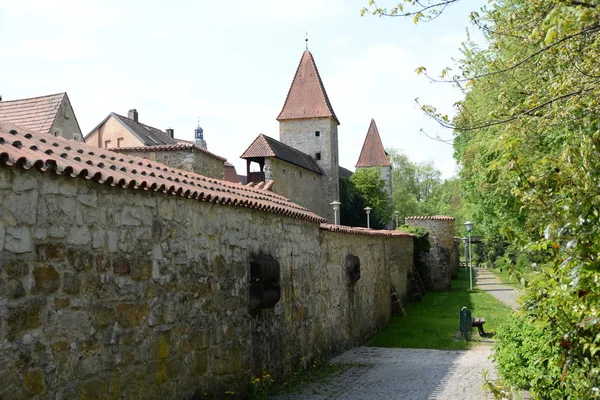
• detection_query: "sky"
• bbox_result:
[0,0,488,179]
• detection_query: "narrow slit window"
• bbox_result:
[315,152,321,161]
[315,131,320,137]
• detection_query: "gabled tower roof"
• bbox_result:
[356,119,391,167]
[277,50,339,125]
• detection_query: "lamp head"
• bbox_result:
[464,221,474,232]
[364,207,372,215]
[330,201,341,211]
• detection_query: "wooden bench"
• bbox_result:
[472,317,486,336]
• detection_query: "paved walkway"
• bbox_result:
[272,269,520,400]
[473,267,521,310]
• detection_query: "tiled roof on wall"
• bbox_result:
[320,224,413,237]
[0,121,326,223]
[277,51,340,125]
[356,119,391,167]
[109,143,226,161]
[0,93,66,134]
[241,134,322,174]
[405,216,456,221]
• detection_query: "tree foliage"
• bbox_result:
[388,148,462,229]
[367,0,600,396]
[339,176,367,227]
[348,168,392,228]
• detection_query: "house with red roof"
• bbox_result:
[0,92,83,141]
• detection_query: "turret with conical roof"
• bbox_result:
[277,50,340,222]
[356,118,393,206]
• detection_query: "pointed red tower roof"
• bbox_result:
[277,51,339,125]
[356,119,391,167]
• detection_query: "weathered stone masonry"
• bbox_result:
[0,167,412,399]
[405,216,455,291]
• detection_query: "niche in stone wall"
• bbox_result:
[346,254,361,283]
[249,255,281,313]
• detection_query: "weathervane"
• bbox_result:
[305,30,308,50]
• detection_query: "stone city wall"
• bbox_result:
[405,217,455,290]
[119,148,225,180]
[0,166,412,399]
[264,157,323,219]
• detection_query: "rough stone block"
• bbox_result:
[113,259,130,276]
[131,260,152,281]
[4,190,38,224]
[78,191,98,207]
[91,303,116,330]
[65,249,93,272]
[23,369,45,395]
[63,272,81,295]
[4,226,33,254]
[12,175,37,193]
[7,278,25,298]
[107,231,118,253]
[192,350,208,375]
[0,222,4,252]
[115,303,148,328]
[33,265,60,293]
[58,181,78,197]
[36,243,64,260]
[5,260,29,277]
[56,310,92,339]
[40,179,59,194]
[156,334,169,359]
[120,206,142,226]
[67,225,91,246]
[7,297,43,340]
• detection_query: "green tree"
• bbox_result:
[339,176,367,227]
[365,1,600,396]
[349,168,392,228]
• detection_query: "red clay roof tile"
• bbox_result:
[320,224,412,237]
[0,93,66,134]
[241,134,322,174]
[277,51,339,124]
[0,121,325,223]
[356,119,391,167]
[405,216,455,221]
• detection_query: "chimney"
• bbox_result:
[128,109,138,122]
[166,128,174,138]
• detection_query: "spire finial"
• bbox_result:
[305,31,308,50]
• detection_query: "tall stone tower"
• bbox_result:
[356,118,393,209]
[277,50,340,222]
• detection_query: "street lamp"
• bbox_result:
[330,201,341,226]
[462,237,468,279]
[394,211,400,229]
[364,207,372,229]
[464,221,474,290]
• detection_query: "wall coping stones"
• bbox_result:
[405,215,455,221]
[0,121,326,224]
[320,224,413,237]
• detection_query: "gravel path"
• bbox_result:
[473,267,521,310]
[271,346,496,400]
[271,269,521,400]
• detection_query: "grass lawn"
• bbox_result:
[369,267,513,350]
